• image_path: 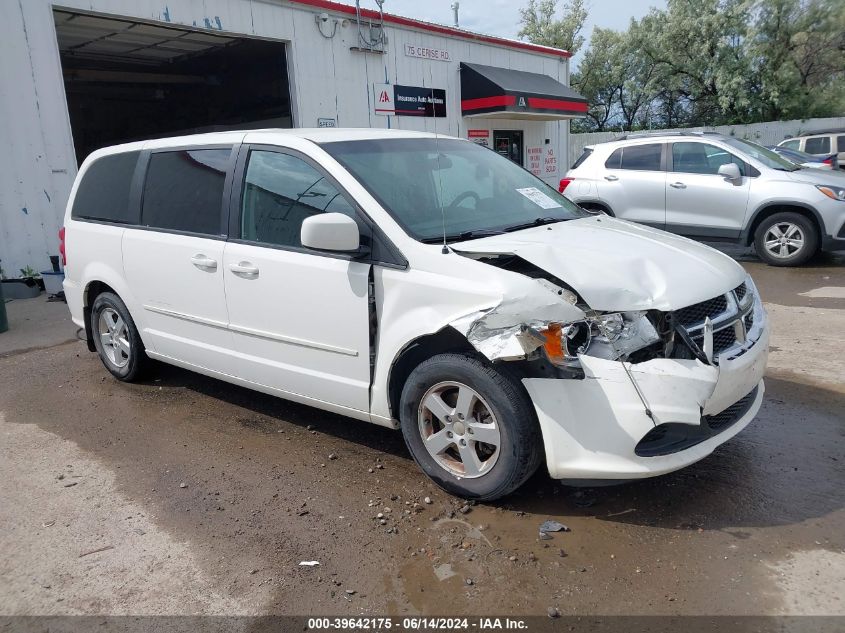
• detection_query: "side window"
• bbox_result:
[572,148,593,169]
[71,151,140,223]
[620,144,662,171]
[781,139,801,150]
[141,148,231,235]
[604,148,622,169]
[240,150,357,248]
[837,136,845,153]
[672,142,745,175]
[805,136,831,154]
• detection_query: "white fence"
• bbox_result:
[568,116,845,166]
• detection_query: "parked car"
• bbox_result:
[768,145,838,170]
[563,132,845,266]
[778,130,845,168]
[63,129,769,500]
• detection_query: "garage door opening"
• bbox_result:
[54,10,292,164]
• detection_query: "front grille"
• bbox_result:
[734,282,747,302]
[703,386,759,431]
[674,295,728,328]
[692,326,737,355]
[745,312,754,331]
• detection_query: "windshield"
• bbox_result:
[722,137,799,171]
[321,138,589,242]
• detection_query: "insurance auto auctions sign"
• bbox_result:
[374,83,446,117]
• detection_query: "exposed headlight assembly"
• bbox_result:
[540,311,661,366]
[817,184,845,201]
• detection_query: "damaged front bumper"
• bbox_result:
[522,304,769,480]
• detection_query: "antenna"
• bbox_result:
[451,2,460,28]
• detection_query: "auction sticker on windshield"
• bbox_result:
[516,187,562,209]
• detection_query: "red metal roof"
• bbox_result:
[286,0,572,59]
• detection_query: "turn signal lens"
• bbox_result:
[541,323,565,363]
[558,178,574,193]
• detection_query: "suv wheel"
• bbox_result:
[399,353,542,500]
[91,292,151,382]
[753,212,819,267]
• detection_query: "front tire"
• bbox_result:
[754,212,819,266]
[90,292,150,382]
[399,353,542,501]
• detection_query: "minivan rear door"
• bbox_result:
[222,146,372,413]
[122,145,236,372]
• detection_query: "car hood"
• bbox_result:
[781,166,845,185]
[451,216,746,312]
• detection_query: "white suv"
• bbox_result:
[564,133,845,266]
[62,129,769,500]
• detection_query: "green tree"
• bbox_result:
[518,0,588,55]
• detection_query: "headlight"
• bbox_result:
[817,184,845,201]
[540,311,660,366]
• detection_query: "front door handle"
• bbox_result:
[229,261,260,278]
[670,181,687,189]
[604,175,619,181]
[191,254,217,271]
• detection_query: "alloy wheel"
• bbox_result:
[98,307,131,369]
[417,381,501,478]
[763,222,805,259]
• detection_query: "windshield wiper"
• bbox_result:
[503,216,567,232]
[420,229,505,244]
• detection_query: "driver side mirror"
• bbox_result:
[301,213,360,252]
[718,162,742,182]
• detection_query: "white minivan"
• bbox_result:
[62,129,769,500]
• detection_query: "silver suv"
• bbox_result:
[563,132,845,266]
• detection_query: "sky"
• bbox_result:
[333,0,667,66]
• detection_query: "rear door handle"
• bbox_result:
[229,261,260,278]
[191,254,217,271]
[670,182,687,189]
[604,175,619,181]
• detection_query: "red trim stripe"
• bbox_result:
[286,0,572,58]
[527,97,589,112]
[461,95,517,111]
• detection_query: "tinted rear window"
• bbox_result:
[572,148,593,169]
[781,139,801,150]
[141,149,231,235]
[605,148,622,169]
[837,136,845,152]
[805,136,831,154]
[621,144,662,170]
[71,151,140,223]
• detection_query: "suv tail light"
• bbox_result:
[59,227,66,266]
[823,157,833,166]
[559,178,574,193]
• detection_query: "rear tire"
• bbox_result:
[753,212,819,267]
[90,292,150,382]
[399,353,542,501]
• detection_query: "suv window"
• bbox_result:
[837,136,845,153]
[781,139,801,150]
[71,151,140,223]
[672,142,745,175]
[240,150,356,248]
[141,149,231,235]
[805,136,831,154]
[572,148,593,169]
[605,144,662,171]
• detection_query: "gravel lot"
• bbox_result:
[1,248,843,617]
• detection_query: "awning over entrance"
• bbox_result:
[460,62,588,120]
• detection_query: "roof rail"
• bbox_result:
[617,131,693,140]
